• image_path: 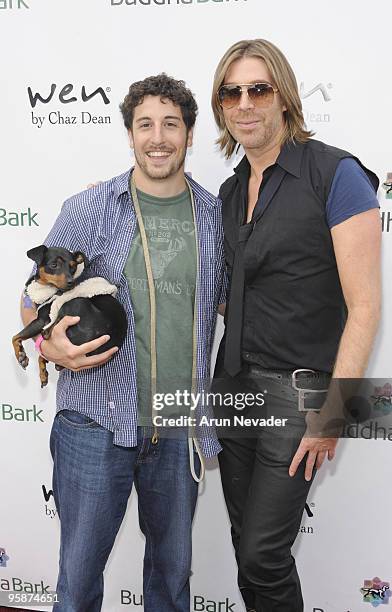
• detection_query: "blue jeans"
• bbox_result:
[50,409,199,612]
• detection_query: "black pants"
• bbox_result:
[214,369,316,612]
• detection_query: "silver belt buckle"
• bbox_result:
[291,369,329,412]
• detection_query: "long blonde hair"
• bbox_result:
[212,39,313,159]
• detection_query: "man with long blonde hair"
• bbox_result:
[211,39,381,611]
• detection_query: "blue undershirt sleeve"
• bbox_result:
[326,158,379,229]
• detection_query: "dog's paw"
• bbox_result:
[40,374,48,388]
[18,352,29,369]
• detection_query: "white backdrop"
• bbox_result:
[1,1,392,611]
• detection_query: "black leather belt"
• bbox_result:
[244,365,331,411]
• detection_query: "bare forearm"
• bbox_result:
[313,304,381,434]
[332,304,381,378]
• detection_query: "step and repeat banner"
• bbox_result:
[1,1,391,611]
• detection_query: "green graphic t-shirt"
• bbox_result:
[123,188,196,426]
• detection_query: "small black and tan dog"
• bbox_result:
[12,245,127,387]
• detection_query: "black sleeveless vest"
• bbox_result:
[218,139,379,373]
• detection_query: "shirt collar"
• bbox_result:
[113,168,133,201]
[277,140,304,178]
[112,168,218,209]
[234,139,304,182]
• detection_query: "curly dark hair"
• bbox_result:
[120,73,198,131]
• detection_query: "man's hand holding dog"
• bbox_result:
[41,316,118,372]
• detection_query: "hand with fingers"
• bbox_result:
[289,410,341,481]
[41,315,119,372]
[87,181,103,189]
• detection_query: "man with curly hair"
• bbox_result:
[20,74,226,612]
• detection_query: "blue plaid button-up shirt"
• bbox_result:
[42,169,226,458]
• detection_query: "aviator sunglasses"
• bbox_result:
[218,82,278,109]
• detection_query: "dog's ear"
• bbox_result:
[27,245,47,265]
[73,251,89,267]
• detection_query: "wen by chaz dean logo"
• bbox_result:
[27,83,112,129]
[300,81,333,125]
[361,578,391,607]
[299,502,316,535]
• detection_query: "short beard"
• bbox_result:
[230,114,283,152]
[134,148,187,181]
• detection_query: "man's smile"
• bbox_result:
[145,150,174,164]
[146,151,172,157]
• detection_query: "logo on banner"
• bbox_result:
[300,82,333,102]
[311,608,355,612]
[120,590,238,609]
[111,0,248,5]
[383,173,392,200]
[360,578,391,607]
[42,485,57,519]
[0,1,29,8]
[304,502,314,517]
[299,501,316,534]
[371,383,392,414]
[0,403,44,423]
[121,590,143,606]
[0,207,39,228]
[0,576,51,593]
[27,83,112,129]
[300,81,332,125]
[0,548,9,568]
[193,596,236,610]
[381,173,392,233]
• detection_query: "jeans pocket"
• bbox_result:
[58,409,100,429]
